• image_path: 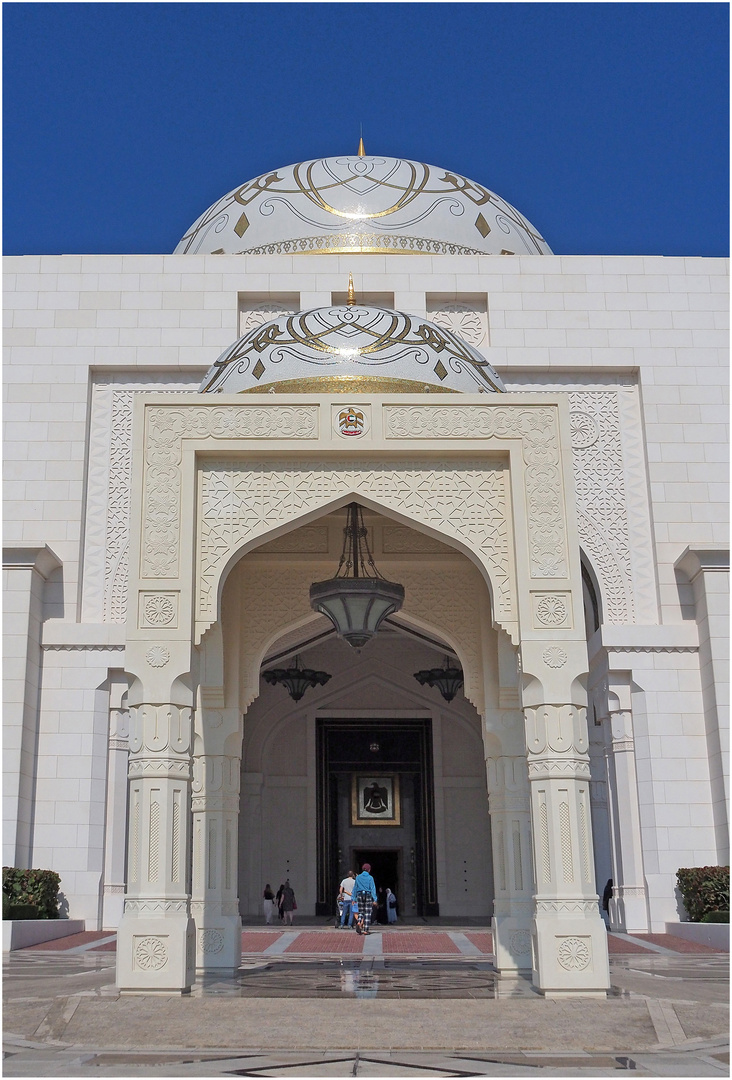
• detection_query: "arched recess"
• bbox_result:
[236,603,500,920]
[580,548,603,639]
[209,502,504,719]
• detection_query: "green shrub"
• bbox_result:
[2,868,60,920]
[700,910,730,924]
[2,891,9,920]
[7,903,39,921]
[676,866,730,922]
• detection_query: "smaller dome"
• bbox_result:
[200,305,505,395]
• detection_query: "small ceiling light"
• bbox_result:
[310,503,404,649]
[414,655,464,702]
[369,742,380,753]
[263,655,331,702]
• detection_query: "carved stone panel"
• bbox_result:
[383,405,567,579]
[198,459,512,638]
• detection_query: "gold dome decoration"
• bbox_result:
[199,303,505,395]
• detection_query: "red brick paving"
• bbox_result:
[633,933,723,954]
[284,932,363,953]
[382,932,460,954]
[465,932,494,954]
[22,931,112,951]
[88,940,117,952]
[240,932,281,953]
[606,933,653,954]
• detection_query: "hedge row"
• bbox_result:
[2,867,61,920]
[676,865,729,922]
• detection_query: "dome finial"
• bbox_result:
[347,272,356,306]
[357,126,366,156]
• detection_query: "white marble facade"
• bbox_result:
[3,153,729,995]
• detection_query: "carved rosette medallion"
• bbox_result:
[508,930,532,956]
[534,593,570,628]
[430,303,486,347]
[199,928,225,954]
[542,646,568,668]
[569,410,600,450]
[146,645,170,668]
[134,936,168,970]
[556,936,591,971]
[140,593,177,628]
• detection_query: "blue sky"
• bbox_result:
[3,2,729,256]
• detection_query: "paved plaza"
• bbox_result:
[2,925,728,1077]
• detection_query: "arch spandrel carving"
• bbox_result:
[197,459,513,644]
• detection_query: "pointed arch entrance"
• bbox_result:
[117,393,611,997]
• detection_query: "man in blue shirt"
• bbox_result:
[352,863,378,935]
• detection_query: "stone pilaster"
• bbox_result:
[599,675,649,933]
[116,702,195,994]
[191,752,242,973]
[102,676,129,930]
[487,756,534,974]
[523,702,610,996]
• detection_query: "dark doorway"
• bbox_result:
[353,849,399,896]
[316,718,438,917]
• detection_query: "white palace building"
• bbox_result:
[4,148,728,994]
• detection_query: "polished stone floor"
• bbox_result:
[3,929,729,1078]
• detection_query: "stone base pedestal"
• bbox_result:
[492,915,533,974]
[116,915,196,994]
[531,915,610,996]
[194,913,242,972]
[611,889,649,934]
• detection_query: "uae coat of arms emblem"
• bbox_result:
[338,407,366,437]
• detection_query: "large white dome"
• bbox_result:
[199,304,506,395]
[176,154,552,257]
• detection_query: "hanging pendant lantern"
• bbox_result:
[263,654,331,702]
[309,503,405,648]
[414,655,464,702]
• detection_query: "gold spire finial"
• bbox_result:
[357,136,366,157]
[347,272,356,306]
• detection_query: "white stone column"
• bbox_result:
[675,546,730,862]
[599,675,649,933]
[116,702,195,993]
[102,675,129,930]
[523,700,610,996]
[2,544,60,868]
[191,751,242,973]
[487,756,534,974]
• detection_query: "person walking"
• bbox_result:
[263,883,276,924]
[601,878,613,929]
[352,863,377,935]
[279,879,296,925]
[386,886,398,924]
[276,882,285,920]
[339,870,356,928]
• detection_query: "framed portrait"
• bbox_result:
[351,774,401,826]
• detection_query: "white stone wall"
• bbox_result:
[3,252,727,928]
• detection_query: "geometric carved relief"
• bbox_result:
[199,458,512,640]
[143,406,319,580]
[383,405,567,579]
[569,391,634,623]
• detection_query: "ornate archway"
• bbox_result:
[117,393,610,997]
